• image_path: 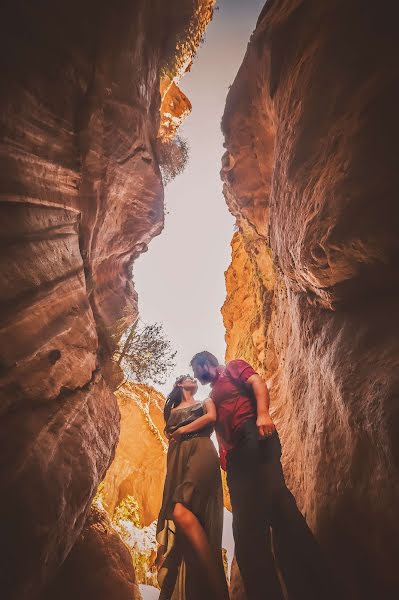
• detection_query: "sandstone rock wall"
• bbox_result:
[159,76,192,140]
[44,506,142,600]
[0,1,213,598]
[221,1,399,597]
[102,383,167,525]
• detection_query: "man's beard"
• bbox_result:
[200,372,212,384]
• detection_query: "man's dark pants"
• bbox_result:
[226,423,338,600]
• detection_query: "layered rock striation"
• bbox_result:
[221,1,399,597]
[0,1,214,598]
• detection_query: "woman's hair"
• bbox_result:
[163,375,187,423]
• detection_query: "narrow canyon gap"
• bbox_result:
[0,1,398,600]
[134,0,264,399]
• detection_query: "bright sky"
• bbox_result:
[135,2,265,575]
[135,0,265,401]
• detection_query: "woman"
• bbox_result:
[156,375,229,600]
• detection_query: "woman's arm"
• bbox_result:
[169,398,216,442]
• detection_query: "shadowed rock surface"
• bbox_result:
[221,1,399,597]
[44,506,142,600]
[0,1,214,598]
[229,557,247,600]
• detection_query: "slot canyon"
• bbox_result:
[0,1,398,599]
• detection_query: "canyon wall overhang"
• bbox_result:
[221,1,399,597]
[0,1,213,598]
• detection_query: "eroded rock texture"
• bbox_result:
[0,1,213,598]
[229,557,247,600]
[44,506,142,600]
[159,75,192,140]
[102,383,167,525]
[221,1,399,597]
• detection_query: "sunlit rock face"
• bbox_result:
[159,76,192,140]
[0,1,213,598]
[44,506,142,600]
[223,229,274,374]
[102,383,167,525]
[158,0,215,140]
[221,1,399,597]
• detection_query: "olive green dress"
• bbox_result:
[156,401,225,600]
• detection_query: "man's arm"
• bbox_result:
[247,373,276,437]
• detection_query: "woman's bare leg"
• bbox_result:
[173,502,229,599]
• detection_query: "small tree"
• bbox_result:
[157,135,189,185]
[114,321,177,386]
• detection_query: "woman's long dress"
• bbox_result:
[156,401,225,600]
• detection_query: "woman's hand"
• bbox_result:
[169,426,186,443]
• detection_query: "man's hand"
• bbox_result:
[256,413,276,438]
[247,373,275,438]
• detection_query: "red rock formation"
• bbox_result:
[0,367,120,598]
[229,557,247,600]
[0,1,212,598]
[44,506,141,600]
[221,1,399,598]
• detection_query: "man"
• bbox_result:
[190,351,338,600]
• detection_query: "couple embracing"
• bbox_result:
[156,352,336,600]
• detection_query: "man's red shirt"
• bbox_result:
[210,359,258,469]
